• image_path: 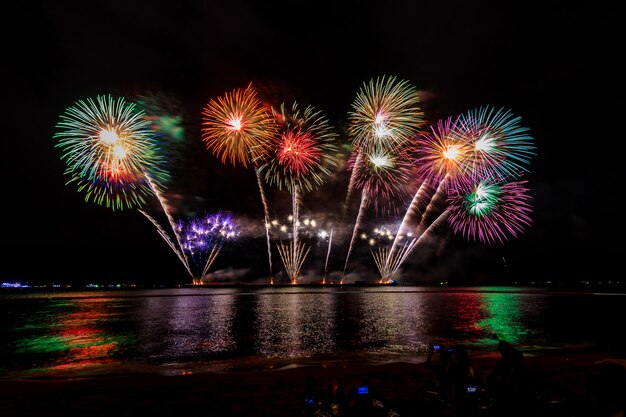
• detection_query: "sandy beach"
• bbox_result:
[1,345,622,417]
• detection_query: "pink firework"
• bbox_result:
[447,180,533,244]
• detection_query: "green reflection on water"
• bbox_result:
[475,292,525,344]
[16,332,125,354]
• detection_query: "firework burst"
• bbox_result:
[202,84,278,282]
[201,85,277,168]
[348,75,424,153]
[54,94,164,210]
[414,116,472,189]
[350,145,413,214]
[260,102,338,193]
[65,170,152,211]
[259,102,337,283]
[447,180,533,244]
[178,212,238,282]
[456,107,536,183]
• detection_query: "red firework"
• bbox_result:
[275,130,322,178]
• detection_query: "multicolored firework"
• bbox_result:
[343,146,414,275]
[349,145,413,214]
[384,107,536,280]
[348,75,424,152]
[260,102,338,193]
[201,85,277,168]
[414,116,471,189]
[54,94,164,210]
[455,107,536,183]
[447,180,533,244]
[342,74,422,275]
[258,102,337,283]
[65,170,152,210]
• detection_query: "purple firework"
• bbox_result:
[180,212,238,264]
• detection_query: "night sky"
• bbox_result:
[3,1,621,285]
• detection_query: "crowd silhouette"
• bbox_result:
[299,338,625,417]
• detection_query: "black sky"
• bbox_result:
[3,1,622,285]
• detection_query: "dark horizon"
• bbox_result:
[3,1,620,286]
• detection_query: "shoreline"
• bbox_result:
[1,345,621,417]
[2,284,626,300]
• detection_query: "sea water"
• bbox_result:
[1,286,623,378]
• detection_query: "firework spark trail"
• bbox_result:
[414,208,451,244]
[291,183,301,271]
[414,175,449,238]
[387,180,427,261]
[390,239,418,280]
[343,191,370,276]
[145,174,191,274]
[201,245,222,279]
[372,248,389,283]
[381,178,450,282]
[255,167,273,282]
[259,102,337,284]
[277,241,310,284]
[323,229,334,283]
[138,209,193,278]
[343,152,362,214]
[372,238,417,283]
[202,85,277,282]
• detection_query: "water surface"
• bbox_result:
[1,286,623,378]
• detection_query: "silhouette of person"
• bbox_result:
[346,376,392,417]
[426,343,452,396]
[444,345,475,407]
[489,340,528,415]
[326,378,347,416]
[587,360,626,417]
[302,375,322,416]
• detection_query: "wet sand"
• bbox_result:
[0,346,619,417]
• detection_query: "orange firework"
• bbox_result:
[415,116,472,188]
[201,85,277,168]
